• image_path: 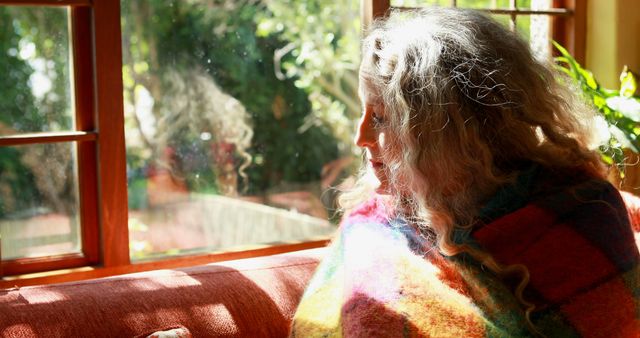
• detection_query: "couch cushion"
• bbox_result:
[0,248,325,338]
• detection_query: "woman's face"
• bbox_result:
[355,75,390,194]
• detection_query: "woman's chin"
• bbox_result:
[365,168,391,195]
[374,181,391,195]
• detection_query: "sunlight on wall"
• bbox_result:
[587,0,617,88]
[587,0,640,89]
[616,0,640,81]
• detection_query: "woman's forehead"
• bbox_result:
[358,85,381,106]
[358,71,381,100]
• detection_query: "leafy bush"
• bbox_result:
[554,42,640,170]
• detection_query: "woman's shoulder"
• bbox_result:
[475,173,637,266]
[473,174,639,336]
[340,194,392,226]
[531,172,625,216]
[530,174,636,258]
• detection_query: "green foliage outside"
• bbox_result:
[255,0,361,154]
[0,7,73,218]
[0,8,37,218]
[121,0,341,199]
[554,42,640,172]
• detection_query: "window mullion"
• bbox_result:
[0,0,90,6]
[361,0,390,30]
[70,6,100,264]
[510,0,517,32]
[93,0,130,267]
[0,131,96,146]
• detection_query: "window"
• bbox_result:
[1,0,359,283]
[363,0,586,63]
[0,3,101,276]
[119,0,356,261]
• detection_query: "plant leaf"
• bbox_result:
[580,68,599,90]
[600,152,614,165]
[620,65,638,98]
[552,41,571,58]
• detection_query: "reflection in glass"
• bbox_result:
[0,142,81,260]
[0,6,74,136]
[121,0,360,260]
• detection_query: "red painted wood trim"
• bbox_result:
[71,6,100,264]
[93,0,130,267]
[2,253,89,276]
[361,0,390,30]
[392,7,572,16]
[1,239,330,288]
[552,0,586,65]
[0,0,91,6]
[0,131,96,146]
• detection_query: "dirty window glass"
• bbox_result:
[0,142,81,260]
[0,7,80,262]
[121,0,360,260]
[0,6,74,136]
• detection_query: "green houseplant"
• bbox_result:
[554,42,640,174]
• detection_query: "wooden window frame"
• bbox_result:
[362,0,587,64]
[0,0,107,276]
[0,0,329,287]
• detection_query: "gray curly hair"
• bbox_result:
[341,7,604,328]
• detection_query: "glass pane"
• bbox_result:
[0,142,81,260]
[0,6,74,136]
[122,0,360,260]
[390,0,552,62]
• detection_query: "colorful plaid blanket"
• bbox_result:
[291,177,639,337]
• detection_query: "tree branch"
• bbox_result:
[316,75,360,116]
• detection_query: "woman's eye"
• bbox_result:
[371,112,384,125]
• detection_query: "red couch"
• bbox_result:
[0,248,325,337]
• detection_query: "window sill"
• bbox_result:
[0,238,330,289]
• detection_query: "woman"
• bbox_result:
[291,7,639,337]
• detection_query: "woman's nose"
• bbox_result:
[354,110,376,148]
